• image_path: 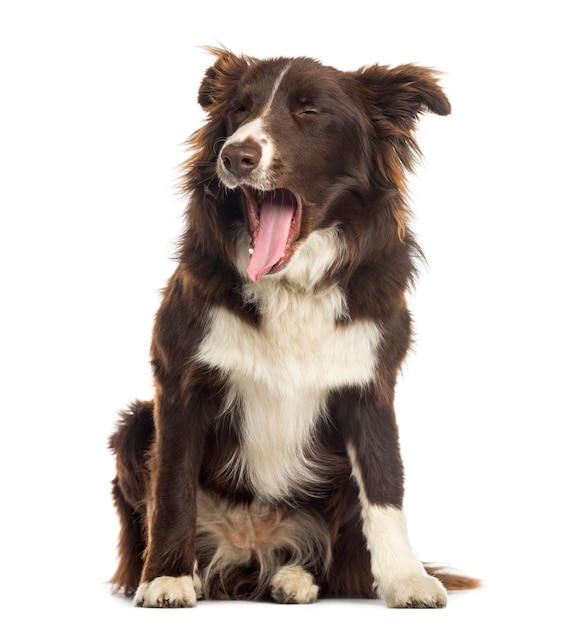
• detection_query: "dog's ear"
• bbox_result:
[352,65,450,239]
[354,63,451,127]
[198,47,252,110]
[183,49,253,194]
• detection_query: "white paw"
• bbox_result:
[270,565,319,604]
[384,574,447,608]
[134,574,201,608]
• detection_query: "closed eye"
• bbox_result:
[299,108,320,117]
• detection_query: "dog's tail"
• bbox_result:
[424,564,481,591]
[109,400,155,595]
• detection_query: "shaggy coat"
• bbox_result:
[110,48,478,608]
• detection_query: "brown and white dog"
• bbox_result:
[110,48,478,608]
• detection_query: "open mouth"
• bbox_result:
[241,186,302,282]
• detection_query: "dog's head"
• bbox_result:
[185,48,450,283]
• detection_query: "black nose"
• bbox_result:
[220,142,262,177]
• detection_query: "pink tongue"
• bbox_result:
[247,191,296,282]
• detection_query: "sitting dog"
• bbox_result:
[110,47,478,608]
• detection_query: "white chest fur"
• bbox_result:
[196,264,381,501]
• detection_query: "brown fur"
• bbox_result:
[110,48,478,605]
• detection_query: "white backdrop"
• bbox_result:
[1,1,570,623]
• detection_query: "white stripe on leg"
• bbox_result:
[347,445,447,608]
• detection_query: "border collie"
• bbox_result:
[110,48,478,608]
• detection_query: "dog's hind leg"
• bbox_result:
[269,565,319,604]
[110,476,147,595]
[109,400,155,595]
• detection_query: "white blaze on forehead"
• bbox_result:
[262,64,291,117]
[221,64,292,180]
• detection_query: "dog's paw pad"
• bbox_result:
[270,565,319,604]
[385,574,447,609]
[134,575,199,608]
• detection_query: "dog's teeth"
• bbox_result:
[249,247,254,255]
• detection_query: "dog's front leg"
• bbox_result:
[339,387,447,608]
[133,391,205,608]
